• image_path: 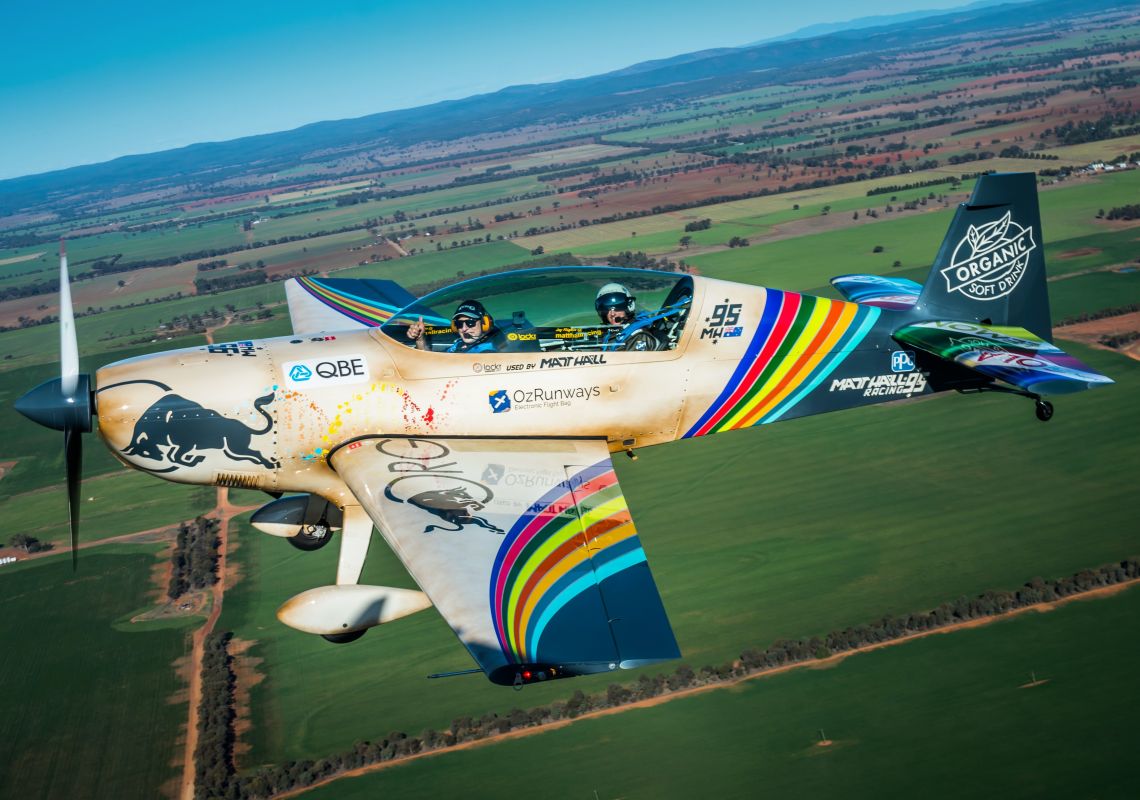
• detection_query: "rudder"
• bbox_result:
[915,172,1052,341]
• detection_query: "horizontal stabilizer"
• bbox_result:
[894,320,1114,395]
[831,274,921,309]
[285,276,419,335]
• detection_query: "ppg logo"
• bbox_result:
[488,390,511,413]
[289,364,313,382]
[891,351,916,373]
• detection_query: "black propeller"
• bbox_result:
[14,242,94,568]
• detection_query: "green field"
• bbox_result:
[0,547,196,800]
[5,469,215,548]
[216,343,1138,769]
[302,583,1140,800]
[334,239,537,285]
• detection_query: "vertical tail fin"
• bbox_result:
[915,172,1052,341]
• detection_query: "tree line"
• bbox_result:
[185,557,1140,799]
[195,631,237,800]
[169,517,221,601]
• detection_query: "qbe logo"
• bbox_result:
[488,390,511,413]
[283,354,368,389]
[890,350,916,373]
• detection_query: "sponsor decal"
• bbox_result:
[941,211,1036,301]
[700,301,744,342]
[489,389,512,413]
[927,320,1052,351]
[830,372,927,397]
[378,438,504,534]
[506,331,537,342]
[891,350,916,373]
[482,463,506,485]
[121,392,277,472]
[539,354,607,369]
[282,354,368,389]
[552,326,603,340]
[208,340,257,357]
[504,384,601,411]
[481,462,571,491]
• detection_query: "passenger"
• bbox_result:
[405,299,500,353]
[595,283,662,351]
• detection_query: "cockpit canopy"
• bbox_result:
[380,267,693,353]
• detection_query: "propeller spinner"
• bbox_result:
[14,241,95,568]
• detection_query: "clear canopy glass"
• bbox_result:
[380,267,693,353]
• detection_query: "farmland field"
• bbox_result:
[301,583,1140,800]
[0,548,195,800]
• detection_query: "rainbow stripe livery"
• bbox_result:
[294,276,403,326]
[686,289,880,437]
[490,461,644,664]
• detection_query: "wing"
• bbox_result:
[894,320,1114,394]
[831,273,922,309]
[284,276,419,334]
[330,437,680,685]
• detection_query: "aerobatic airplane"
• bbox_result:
[17,173,1113,687]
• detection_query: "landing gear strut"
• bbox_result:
[959,384,1054,423]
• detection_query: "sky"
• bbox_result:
[0,0,981,181]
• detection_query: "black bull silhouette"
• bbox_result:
[386,483,505,534]
[121,392,278,470]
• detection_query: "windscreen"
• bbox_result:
[381,267,692,354]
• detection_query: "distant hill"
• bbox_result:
[755,0,1031,43]
[0,0,1131,216]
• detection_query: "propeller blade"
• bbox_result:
[59,240,79,398]
[65,427,82,569]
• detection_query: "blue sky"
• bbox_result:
[0,0,979,181]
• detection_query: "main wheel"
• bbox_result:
[321,629,366,644]
[1035,400,1054,422]
[287,523,332,551]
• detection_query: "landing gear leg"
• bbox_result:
[959,384,1054,423]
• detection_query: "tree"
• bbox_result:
[679,235,693,248]
[8,533,41,553]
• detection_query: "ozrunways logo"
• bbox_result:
[941,211,1036,301]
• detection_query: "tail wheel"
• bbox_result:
[321,629,366,644]
[1035,400,1054,422]
[288,523,332,551]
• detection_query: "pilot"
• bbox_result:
[406,299,500,353]
[595,283,661,351]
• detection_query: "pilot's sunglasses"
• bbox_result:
[454,318,480,329]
